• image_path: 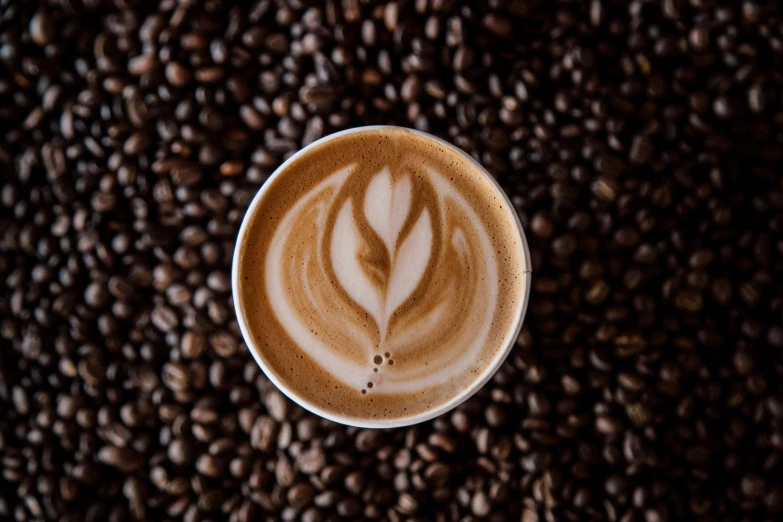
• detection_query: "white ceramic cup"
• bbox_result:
[232,126,532,429]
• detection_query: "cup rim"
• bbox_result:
[231,125,532,429]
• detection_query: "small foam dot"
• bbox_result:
[384,352,390,358]
[373,355,383,364]
[361,389,366,394]
[367,382,373,388]
[373,368,378,372]
[388,360,394,365]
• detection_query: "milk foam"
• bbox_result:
[264,163,499,393]
[238,127,529,420]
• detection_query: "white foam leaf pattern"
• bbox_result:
[331,199,383,327]
[363,168,411,255]
[362,169,432,326]
[264,163,504,394]
[384,209,432,321]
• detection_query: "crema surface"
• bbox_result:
[237,128,529,421]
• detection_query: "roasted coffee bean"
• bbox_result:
[29,11,54,46]
[2,1,783,521]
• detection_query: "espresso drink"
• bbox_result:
[236,127,529,422]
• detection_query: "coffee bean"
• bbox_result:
[336,497,361,517]
[128,54,158,76]
[355,430,382,452]
[152,304,178,332]
[98,447,142,473]
[3,2,783,521]
[617,372,644,392]
[84,282,108,308]
[471,490,490,516]
[165,63,191,87]
[196,454,226,478]
[288,483,316,508]
[596,416,623,436]
[644,508,667,522]
[29,11,54,46]
[483,13,511,37]
[531,212,555,238]
[629,135,653,164]
[397,493,419,514]
[614,227,640,248]
[594,154,626,177]
[552,235,577,257]
[165,439,190,466]
[298,447,326,474]
[250,415,277,452]
[592,177,618,202]
[259,390,287,422]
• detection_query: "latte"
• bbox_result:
[234,127,530,424]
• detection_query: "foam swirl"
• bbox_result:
[265,163,499,394]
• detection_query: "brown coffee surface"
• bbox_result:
[237,127,529,422]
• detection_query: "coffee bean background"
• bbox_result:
[1,0,783,520]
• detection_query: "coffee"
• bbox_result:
[235,127,530,423]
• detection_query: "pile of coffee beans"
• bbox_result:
[2,0,782,520]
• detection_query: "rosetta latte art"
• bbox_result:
[265,164,499,394]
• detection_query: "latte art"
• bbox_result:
[266,164,498,394]
[236,127,530,422]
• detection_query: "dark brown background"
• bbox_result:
[1,1,782,521]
